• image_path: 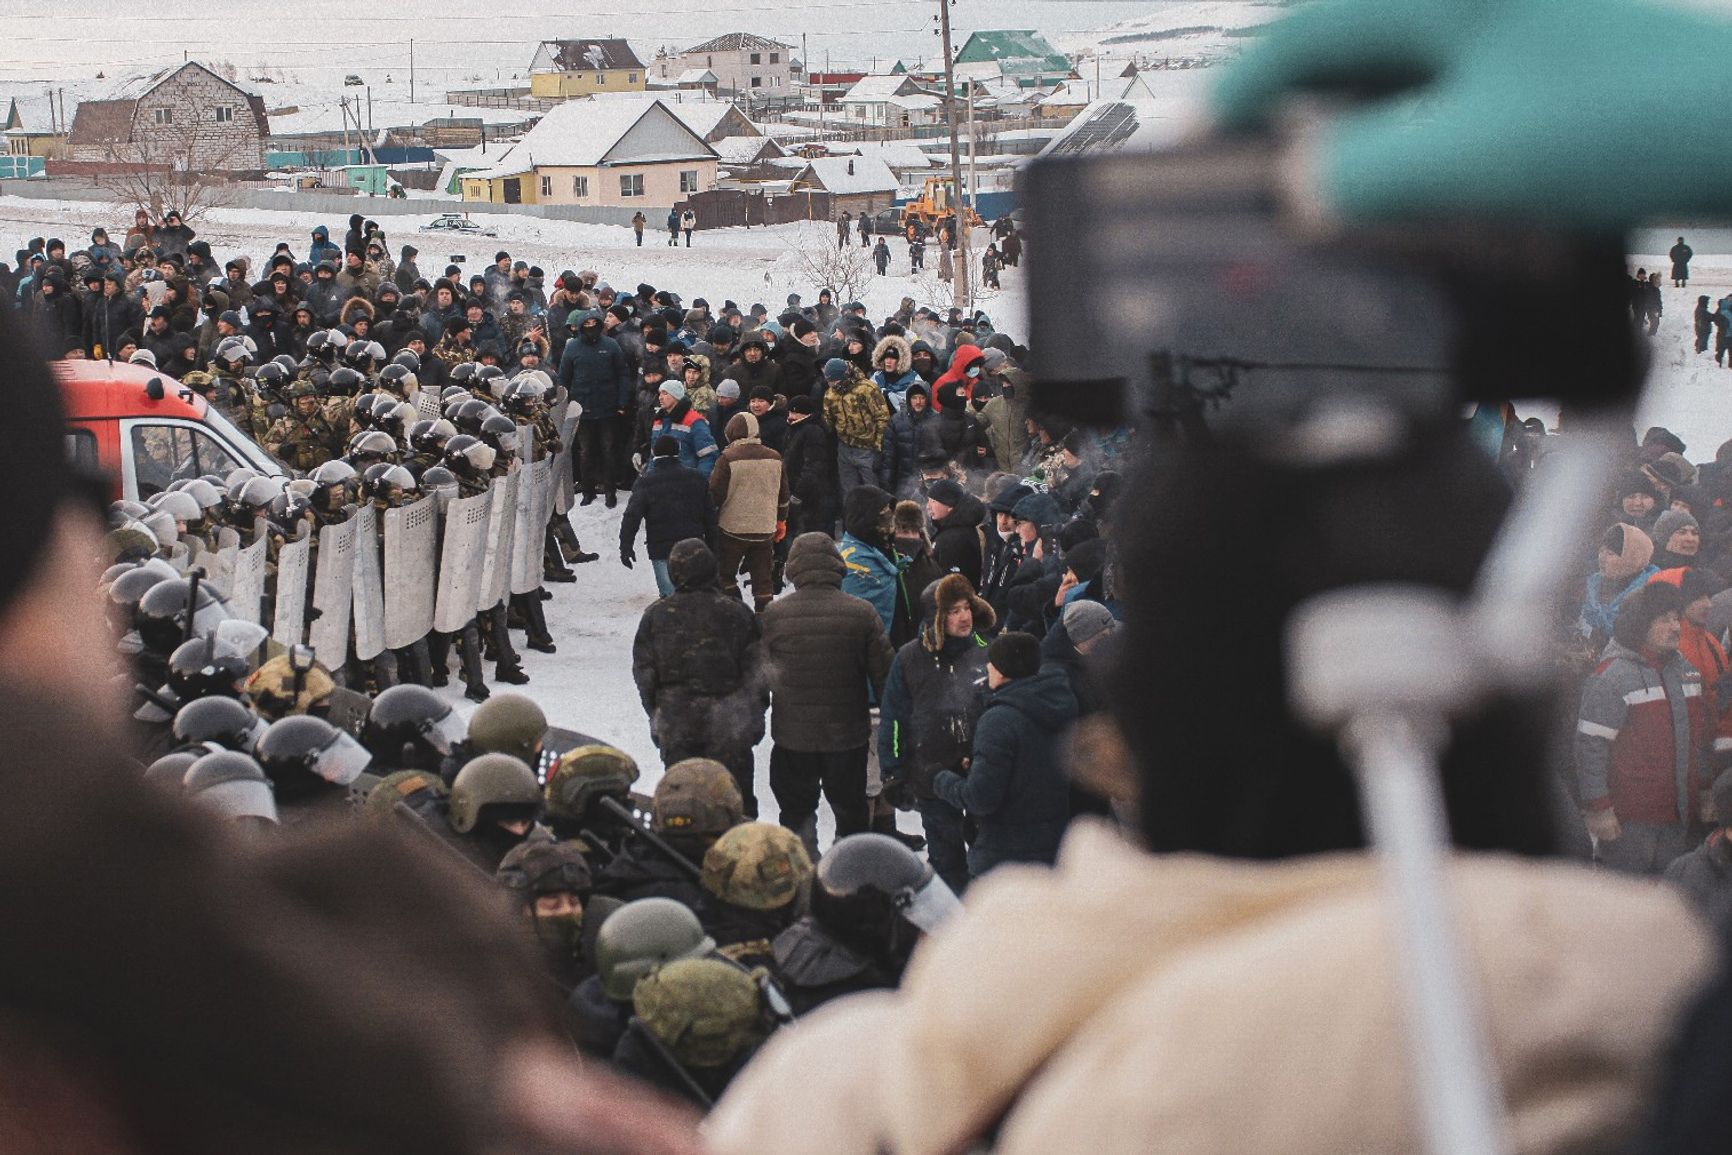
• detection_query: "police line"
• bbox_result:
[174,401,579,666]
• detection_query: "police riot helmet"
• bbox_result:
[167,635,253,703]
[444,434,496,475]
[213,335,254,368]
[362,683,465,770]
[345,339,387,373]
[255,714,372,789]
[326,365,366,397]
[377,362,416,396]
[136,577,234,655]
[448,361,480,387]
[810,832,960,958]
[420,465,459,501]
[480,413,520,457]
[373,400,415,442]
[391,348,421,374]
[173,695,268,753]
[184,749,279,824]
[361,462,416,503]
[346,429,397,467]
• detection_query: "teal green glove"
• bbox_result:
[1211,0,1732,229]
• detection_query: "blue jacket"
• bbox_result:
[308,228,341,266]
[840,533,906,638]
[558,311,632,417]
[934,665,1078,876]
[648,400,719,477]
[1580,566,1660,643]
[872,367,923,412]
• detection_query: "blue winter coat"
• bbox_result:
[934,664,1078,876]
[840,533,906,638]
[649,400,719,477]
[558,311,632,417]
[873,367,923,412]
[308,228,341,266]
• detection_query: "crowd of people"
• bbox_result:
[16,200,1145,1118]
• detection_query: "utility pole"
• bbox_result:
[965,77,976,218]
[410,39,416,104]
[936,0,967,312]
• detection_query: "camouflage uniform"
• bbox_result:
[433,335,475,369]
[264,409,338,472]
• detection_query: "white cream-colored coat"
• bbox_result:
[707,822,1714,1155]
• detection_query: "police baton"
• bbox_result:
[626,1019,714,1109]
[599,795,703,881]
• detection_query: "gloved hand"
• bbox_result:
[1211,0,1732,228]
[620,546,635,569]
[775,520,787,543]
[1583,806,1622,845]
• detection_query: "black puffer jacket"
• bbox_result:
[760,534,896,752]
[930,491,986,589]
[631,541,767,751]
[880,388,933,499]
[782,415,839,511]
[620,457,716,561]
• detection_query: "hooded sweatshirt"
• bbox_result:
[710,412,790,538]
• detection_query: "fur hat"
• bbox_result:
[1601,523,1655,582]
[923,573,995,652]
[987,631,1042,680]
[892,499,927,538]
[1613,580,1684,650]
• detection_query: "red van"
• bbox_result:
[56,360,287,501]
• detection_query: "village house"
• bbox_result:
[64,62,268,174]
[529,39,648,100]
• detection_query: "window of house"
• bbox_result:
[214,105,233,123]
[771,52,779,63]
[153,108,173,126]
[628,72,638,84]
[707,55,713,67]
[596,73,606,84]
[620,173,644,197]
[540,174,552,197]
[751,76,762,88]
[750,52,761,64]
[773,76,781,87]
[679,169,699,193]
[572,174,589,197]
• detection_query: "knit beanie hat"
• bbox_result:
[926,478,966,509]
[1601,523,1654,582]
[652,436,679,459]
[659,381,687,403]
[1062,600,1117,648]
[987,631,1042,680]
[1653,509,1700,553]
[823,358,849,382]
[788,395,816,415]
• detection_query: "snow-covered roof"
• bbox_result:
[266,98,529,137]
[683,32,793,55]
[886,94,941,111]
[791,154,899,194]
[467,96,712,179]
[711,135,783,164]
[953,61,1003,84]
[840,74,919,103]
[675,69,718,85]
[532,39,645,73]
[824,141,940,171]
[1040,80,1095,107]
[1036,99,1187,160]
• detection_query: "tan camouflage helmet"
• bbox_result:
[363,769,449,822]
[495,838,592,901]
[466,693,547,763]
[701,823,813,911]
[652,758,744,837]
[546,743,640,821]
[632,957,769,1068]
[245,653,336,721]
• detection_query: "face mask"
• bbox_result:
[534,910,585,959]
[966,366,981,380]
[581,326,600,344]
[971,398,988,411]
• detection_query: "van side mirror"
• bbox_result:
[145,377,164,401]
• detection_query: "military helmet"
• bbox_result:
[173,695,267,753]
[255,714,373,788]
[167,635,254,703]
[652,758,744,837]
[467,693,548,764]
[363,769,449,821]
[594,896,716,1001]
[448,752,542,834]
[362,683,464,770]
[284,379,318,401]
[377,363,417,397]
[811,832,960,957]
[496,838,593,902]
[184,750,279,824]
[545,744,639,821]
[143,749,200,789]
[632,958,768,1068]
[327,365,366,397]
[245,653,337,721]
[701,823,814,911]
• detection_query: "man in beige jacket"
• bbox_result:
[710,411,789,612]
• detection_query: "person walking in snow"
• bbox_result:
[858,212,872,249]
[667,209,680,247]
[681,210,697,247]
[872,238,892,277]
[1671,235,1693,287]
[836,213,851,249]
[632,211,646,247]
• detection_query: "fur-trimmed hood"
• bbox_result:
[873,334,913,372]
[340,296,375,327]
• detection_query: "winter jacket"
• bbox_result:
[82,292,139,358]
[307,228,341,266]
[304,275,344,326]
[620,457,716,561]
[930,344,986,404]
[649,400,719,478]
[708,828,1715,1155]
[558,313,632,417]
[760,536,896,752]
[709,415,789,538]
[154,222,195,258]
[929,492,986,589]
[840,534,907,643]
[782,416,838,518]
[922,406,989,471]
[933,666,1078,875]
[779,341,822,400]
[1039,618,1108,717]
[27,284,82,355]
[631,546,768,753]
[880,395,933,498]
[878,630,990,799]
[753,401,789,454]
[871,336,920,411]
[822,369,891,452]
[723,351,784,398]
[1576,639,1710,826]
[592,837,709,912]
[1671,241,1694,280]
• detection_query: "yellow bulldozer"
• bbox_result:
[899,176,985,241]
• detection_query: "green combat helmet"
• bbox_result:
[652,758,744,838]
[363,769,449,822]
[496,838,593,904]
[594,896,716,1002]
[633,957,770,1069]
[546,743,640,823]
[466,693,547,764]
[448,752,542,834]
[702,823,813,912]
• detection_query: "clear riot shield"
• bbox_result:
[200,527,242,599]
[434,491,491,634]
[229,529,270,626]
[351,504,387,662]
[477,472,519,613]
[271,527,312,647]
[308,515,358,668]
[384,495,439,650]
[509,458,550,596]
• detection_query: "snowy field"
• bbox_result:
[11,189,1727,838]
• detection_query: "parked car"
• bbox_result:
[418,213,497,238]
[874,207,920,238]
[343,74,364,87]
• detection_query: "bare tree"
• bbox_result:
[782,222,875,307]
[911,233,997,314]
[91,116,240,225]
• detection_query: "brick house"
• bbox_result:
[64,62,267,174]
[652,34,796,101]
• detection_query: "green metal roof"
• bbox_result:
[954,30,1069,76]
